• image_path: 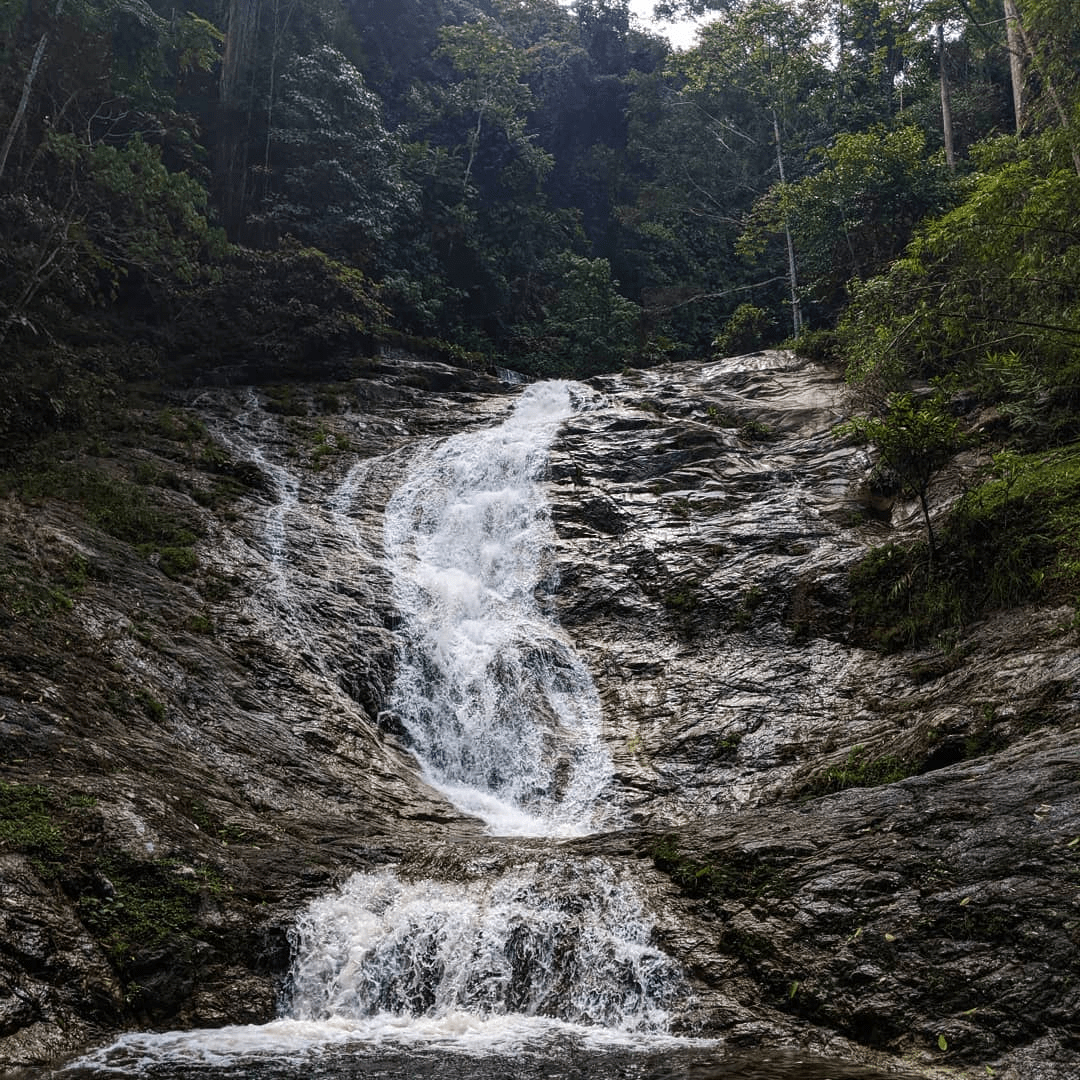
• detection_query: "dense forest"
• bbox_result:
[1,0,1078,640]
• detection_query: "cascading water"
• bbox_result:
[260,381,684,1048]
[381,380,612,836]
[286,859,682,1033]
[217,390,300,599]
[62,380,691,1078]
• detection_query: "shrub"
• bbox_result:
[712,304,776,357]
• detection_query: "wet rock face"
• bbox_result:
[549,355,1077,823]
[543,354,1079,1078]
[629,740,1080,1079]
[547,353,877,819]
[0,359,505,1066]
[0,352,1077,1078]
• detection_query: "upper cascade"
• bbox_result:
[381,381,612,836]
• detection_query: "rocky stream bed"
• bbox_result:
[0,352,1077,1079]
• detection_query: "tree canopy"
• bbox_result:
[0,0,1076,429]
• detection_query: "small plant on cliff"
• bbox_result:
[731,585,765,630]
[77,853,220,972]
[849,442,1080,651]
[804,744,916,796]
[0,783,64,863]
[848,541,963,652]
[652,836,789,903]
[0,783,96,877]
[712,304,777,357]
[838,393,963,563]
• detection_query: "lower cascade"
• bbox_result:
[287,861,684,1032]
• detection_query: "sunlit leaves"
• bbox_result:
[172,12,224,75]
[839,129,1080,416]
[741,124,955,318]
[839,391,963,555]
[509,251,639,374]
[48,132,225,285]
[679,0,829,122]
[434,19,552,190]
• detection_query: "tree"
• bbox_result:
[0,0,224,345]
[675,0,830,335]
[0,0,221,186]
[740,124,955,323]
[0,0,64,183]
[250,45,414,265]
[836,130,1080,434]
[1005,0,1080,174]
[1003,0,1024,132]
[937,20,956,169]
[840,392,962,561]
[508,251,639,374]
[399,15,580,351]
[576,0,632,75]
[216,0,259,233]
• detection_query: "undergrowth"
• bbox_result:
[801,745,917,796]
[0,782,65,864]
[652,836,790,903]
[78,852,223,972]
[849,443,1080,651]
[2,463,202,579]
[1,781,225,979]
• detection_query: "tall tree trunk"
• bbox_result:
[937,23,956,171]
[220,0,259,111]
[261,0,296,200]
[834,0,845,113]
[773,110,801,339]
[1007,2,1080,175]
[0,0,65,184]
[1003,0,1025,133]
[217,0,260,235]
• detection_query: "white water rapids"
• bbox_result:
[287,859,680,1032]
[63,381,690,1076]
[382,380,612,836]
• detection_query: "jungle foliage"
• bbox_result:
[1,0,1078,634]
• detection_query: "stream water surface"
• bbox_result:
[53,381,918,1080]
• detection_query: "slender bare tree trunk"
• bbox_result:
[1003,0,1025,133]
[217,0,260,234]
[463,100,487,192]
[0,0,65,184]
[937,23,956,171]
[834,0,845,112]
[1007,2,1080,175]
[221,0,259,109]
[261,6,278,197]
[261,0,296,198]
[773,110,801,339]
[0,184,77,349]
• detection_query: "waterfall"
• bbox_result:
[263,380,683,1051]
[286,859,682,1034]
[62,381,690,1077]
[381,380,612,836]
